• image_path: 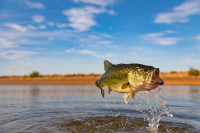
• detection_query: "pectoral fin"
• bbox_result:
[121,82,130,89]
[124,92,135,104]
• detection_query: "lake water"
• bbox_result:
[0,85,199,133]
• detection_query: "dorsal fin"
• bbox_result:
[104,60,113,71]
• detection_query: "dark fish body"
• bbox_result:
[95,60,164,104]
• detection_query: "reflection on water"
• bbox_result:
[0,85,199,132]
[30,86,40,97]
[162,86,200,100]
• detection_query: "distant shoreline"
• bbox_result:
[0,76,200,85]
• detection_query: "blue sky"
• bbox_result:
[0,0,200,75]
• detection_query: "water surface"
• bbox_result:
[0,85,199,132]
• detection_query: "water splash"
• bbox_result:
[133,87,173,132]
[104,87,173,132]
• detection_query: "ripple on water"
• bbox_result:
[0,85,199,133]
[58,115,197,133]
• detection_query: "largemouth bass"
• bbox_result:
[95,60,164,104]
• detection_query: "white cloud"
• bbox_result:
[97,41,112,44]
[73,0,115,7]
[142,30,180,46]
[79,49,113,58]
[76,33,113,48]
[0,26,114,51]
[66,48,113,58]
[196,35,200,40]
[63,6,102,31]
[63,6,115,31]
[4,23,27,32]
[66,48,75,53]
[0,50,35,60]
[4,23,46,31]
[0,23,115,61]
[27,25,37,30]
[107,10,116,15]
[0,38,15,48]
[193,45,200,52]
[155,0,200,24]
[48,22,54,26]
[39,25,46,29]
[0,26,54,50]
[56,23,67,28]
[185,54,200,63]
[32,15,45,23]
[24,0,44,9]
[79,49,96,55]
[186,59,200,63]
[151,37,179,45]
[63,0,116,31]
[27,24,46,30]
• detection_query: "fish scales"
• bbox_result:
[99,64,134,92]
[96,60,164,104]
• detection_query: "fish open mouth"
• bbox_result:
[145,83,160,90]
[145,68,164,90]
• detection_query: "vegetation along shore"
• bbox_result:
[0,68,200,85]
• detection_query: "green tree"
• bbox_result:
[29,71,40,78]
[188,67,200,76]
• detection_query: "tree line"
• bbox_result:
[28,67,200,78]
[170,67,200,76]
[0,68,199,78]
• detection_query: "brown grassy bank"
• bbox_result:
[0,76,98,85]
[0,73,200,85]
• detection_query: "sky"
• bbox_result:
[0,0,200,76]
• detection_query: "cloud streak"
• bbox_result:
[24,0,45,9]
[196,35,200,40]
[0,50,35,60]
[66,48,113,58]
[32,15,45,23]
[56,23,67,28]
[142,30,180,45]
[185,54,200,64]
[155,0,200,24]
[73,0,115,7]
[0,38,15,48]
[4,23,27,32]
[4,23,46,32]
[0,24,114,59]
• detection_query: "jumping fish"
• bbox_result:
[95,60,164,104]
